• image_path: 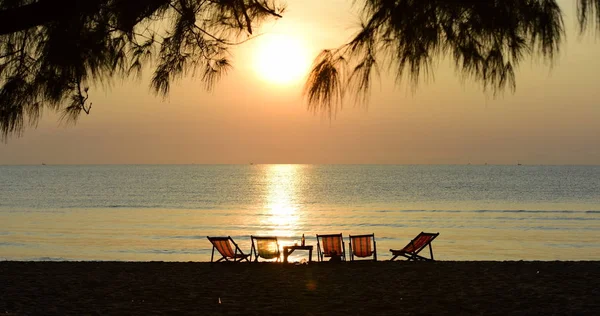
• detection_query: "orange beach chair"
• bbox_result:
[316,233,346,261]
[207,236,250,262]
[349,234,377,261]
[390,232,439,261]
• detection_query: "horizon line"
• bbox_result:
[1,163,599,167]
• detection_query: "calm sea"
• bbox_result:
[0,165,598,261]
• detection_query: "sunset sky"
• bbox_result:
[1,0,599,165]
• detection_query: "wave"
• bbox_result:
[374,209,599,214]
[107,204,172,209]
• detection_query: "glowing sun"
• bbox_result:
[253,34,311,85]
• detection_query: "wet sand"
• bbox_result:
[1,261,599,315]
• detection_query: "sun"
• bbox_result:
[253,34,311,85]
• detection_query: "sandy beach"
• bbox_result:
[1,261,598,315]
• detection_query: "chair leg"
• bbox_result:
[373,240,377,262]
[317,243,322,262]
[413,254,430,261]
[429,243,434,261]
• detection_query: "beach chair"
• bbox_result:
[316,233,346,262]
[250,236,281,262]
[349,234,377,261]
[206,236,250,263]
[389,232,439,261]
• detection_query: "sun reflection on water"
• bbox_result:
[262,164,300,237]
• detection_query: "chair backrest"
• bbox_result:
[208,237,236,258]
[317,233,344,256]
[251,236,280,260]
[350,234,374,257]
[403,232,438,254]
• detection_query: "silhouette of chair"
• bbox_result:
[316,233,346,261]
[207,236,250,262]
[349,233,377,261]
[250,236,281,262]
[390,232,439,261]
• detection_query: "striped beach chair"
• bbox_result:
[349,234,377,261]
[250,236,281,262]
[207,236,250,262]
[316,233,346,262]
[390,232,439,261]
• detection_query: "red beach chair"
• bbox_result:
[207,236,250,262]
[389,232,439,261]
[316,233,346,261]
[349,234,377,261]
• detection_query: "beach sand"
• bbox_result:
[1,261,598,315]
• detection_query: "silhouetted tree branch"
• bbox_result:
[0,0,103,35]
[303,0,600,117]
[304,0,581,116]
[0,0,284,140]
[579,0,600,32]
[1,1,599,140]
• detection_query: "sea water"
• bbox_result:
[1,164,598,261]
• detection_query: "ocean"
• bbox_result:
[0,165,598,261]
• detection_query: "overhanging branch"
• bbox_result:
[0,0,103,35]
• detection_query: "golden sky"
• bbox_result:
[1,0,599,165]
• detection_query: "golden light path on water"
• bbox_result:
[262,164,300,238]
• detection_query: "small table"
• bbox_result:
[283,245,313,263]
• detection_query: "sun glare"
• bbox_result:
[253,34,311,85]
[263,164,300,236]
